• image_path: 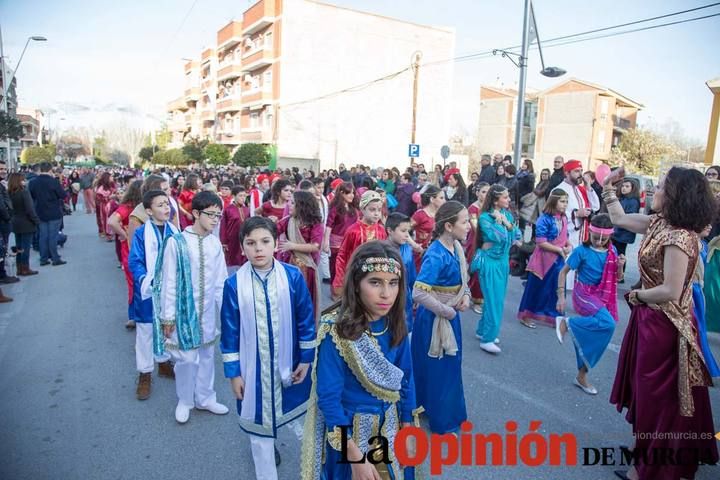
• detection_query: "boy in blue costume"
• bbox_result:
[221,216,316,480]
[386,212,417,334]
[127,190,178,400]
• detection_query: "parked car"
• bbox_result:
[625,174,655,214]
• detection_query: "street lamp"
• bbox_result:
[0,29,47,169]
[493,0,565,169]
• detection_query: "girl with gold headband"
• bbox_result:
[554,214,624,395]
[301,240,418,480]
[411,200,470,434]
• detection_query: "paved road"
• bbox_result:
[1,211,718,479]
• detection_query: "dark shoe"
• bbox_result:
[136,372,152,400]
[40,260,51,266]
[17,264,39,276]
[52,260,67,266]
[274,446,281,466]
[0,276,20,284]
[157,361,175,379]
[614,470,631,480]
[0,289,12,303]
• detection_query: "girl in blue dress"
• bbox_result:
[412,200,471,434]
[471,185,521,354]
[517,189,572,328]
[301,240,418,480]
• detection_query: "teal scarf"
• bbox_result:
[152,233,202,355]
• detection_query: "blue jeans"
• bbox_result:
[14,232,34,266]
[38,219,62,263]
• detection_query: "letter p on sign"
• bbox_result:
[408,144,421,158]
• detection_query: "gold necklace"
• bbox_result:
[369,318,389,336]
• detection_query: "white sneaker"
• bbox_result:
[175,403,191,424]
[196,401,229,415]
[479,342,501,354]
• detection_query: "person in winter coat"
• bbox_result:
[8,173,40,276]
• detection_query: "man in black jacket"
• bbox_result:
[477,154,497,184]
[546,155,566,198]
[0,160,20,287]
[28,162,67,266]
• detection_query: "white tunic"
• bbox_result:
[160,226,228,347]
[556,180,600,248]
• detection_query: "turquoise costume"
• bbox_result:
[411,240,467,434]
[472,209,520,342]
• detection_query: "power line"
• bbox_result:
[430,2,720,66]
[279,4,720,109]
[157,0,202,62]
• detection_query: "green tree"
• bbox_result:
[610,128,674,176]
[182,137,209,163]
[139,146,158,162]
[154,148,190,166]
[156,125,172,150]
[204,143,230,166]
[233,143,269,168]
[0,112,23,141]
[20,144,55,164]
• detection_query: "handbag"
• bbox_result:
[385,192,398,210]
[71,182,81,193]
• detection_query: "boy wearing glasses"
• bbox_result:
[155,191,229,423]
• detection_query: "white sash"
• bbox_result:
[140,219,178,300]
[236,261,293,423]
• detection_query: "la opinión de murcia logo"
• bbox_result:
[336,421,720,475]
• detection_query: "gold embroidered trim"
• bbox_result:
[328,326,400,404]
[327,426,344,451]
[413,281,461,294]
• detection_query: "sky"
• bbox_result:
[1,0,719,144]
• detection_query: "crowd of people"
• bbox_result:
[3,156,720,480]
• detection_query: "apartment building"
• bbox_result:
[166,0,455,171]
[477,78,643,172]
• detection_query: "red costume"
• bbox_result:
[220,202,249,267]
[331,220,387,296]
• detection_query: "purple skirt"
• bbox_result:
[610,305,718,480]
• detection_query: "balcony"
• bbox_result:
[201,109,215,122]
[241,89,273,108]
[243,0,278,35]
[241,48,274,72]
[184,87,200,102]
[217,96,243,113]
[166,97,187,113]
[241,127,273,144]
[168,117,188,132]
[184,60,199,73]
[201,78,215,92]
[217,62,243,81]
[217,21,243,51]
[612,114,631,131]
[216,130,241,145]
[201,48,215,65]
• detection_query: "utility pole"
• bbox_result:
[410,51,422,159]
[512,0,531,170]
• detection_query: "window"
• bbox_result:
[265,32,273,49]
[263,70,272,90]
[600,98,609,115]
[264,110,273,128]
[597,129,606,150]
[250,112,260,129]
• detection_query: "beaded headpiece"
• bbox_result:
[360,257,402,277]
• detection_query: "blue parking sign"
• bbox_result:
[408,144,420,157]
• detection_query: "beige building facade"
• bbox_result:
[166,0,455,171]
[477,78,643,172]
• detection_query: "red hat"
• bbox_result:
[269,173,281,184]
[257,174,268,185]
[563,159,583,174]
[331,178,344,190]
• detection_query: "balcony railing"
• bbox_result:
[612,115,631,130]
